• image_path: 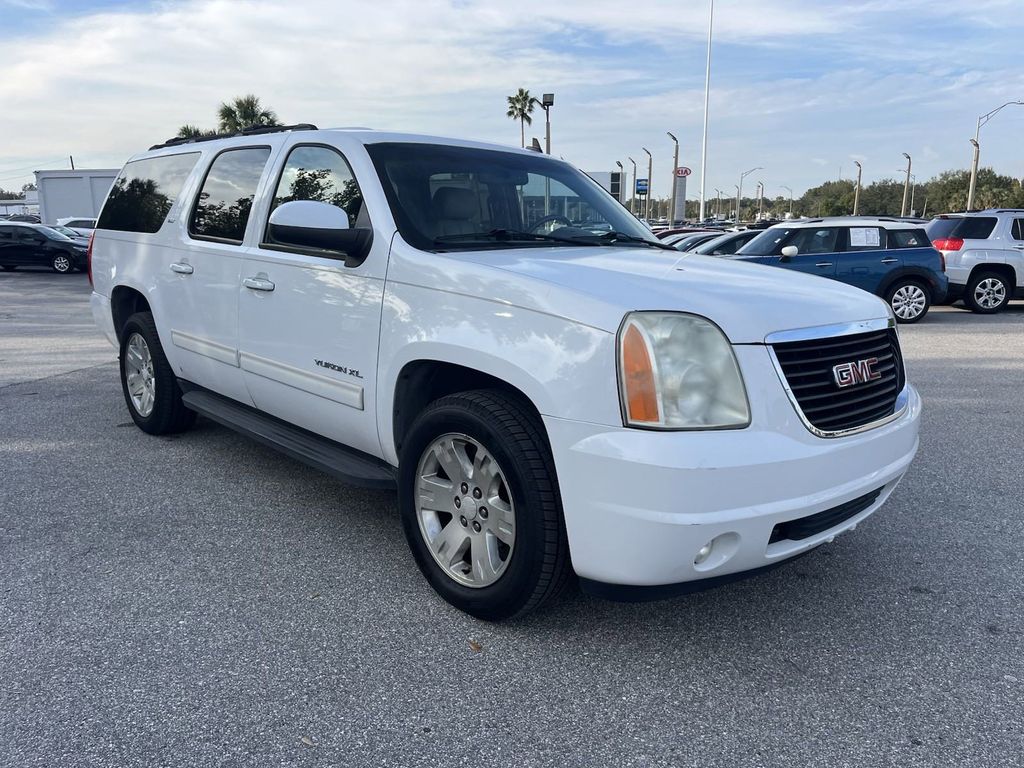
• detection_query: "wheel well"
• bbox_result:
[879,270,931,299]
[392,360,543,455]
[110,286,151,344]
[968,263,1016,288]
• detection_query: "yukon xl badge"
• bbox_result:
[832,358,881,388]
[315,359,363,379]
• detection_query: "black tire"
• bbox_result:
[51,253,73,274]
[964,270,1011,314]
[885,279,930,324]
[119,312,196,435]
[1,265,15,272]
[398,389,571,621]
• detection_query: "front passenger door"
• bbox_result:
[237,142,386,459]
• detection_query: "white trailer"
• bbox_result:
[34,169,119,225]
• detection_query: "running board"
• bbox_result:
[180,386,396,490]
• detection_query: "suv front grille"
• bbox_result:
[772,328,905,435]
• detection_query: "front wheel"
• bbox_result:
[398,390,570,621]
[886,279,930,323]
[119,312,196,434]
[964,271,1011,314]
[52,254,73,274]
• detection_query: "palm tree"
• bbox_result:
[217,94,281,133]
[506,88,535,148]
[176,124,213,139]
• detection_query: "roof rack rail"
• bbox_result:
[149,123,318,151]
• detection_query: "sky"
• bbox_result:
[0,0,1022,201]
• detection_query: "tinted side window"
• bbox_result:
[266,145,365,237]
[190,147,271,243]
[789,227,839,255]
[97,152,200,234]
[889,229,929,248]
[845,226,884,251]
[952,216,996,240]
[1011,219,1024,240]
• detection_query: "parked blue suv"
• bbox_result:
[733,217,948,323]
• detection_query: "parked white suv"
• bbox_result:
[89,125,921,619]
[927,210,1024,313]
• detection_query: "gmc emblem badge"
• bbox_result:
[832,358,882,388]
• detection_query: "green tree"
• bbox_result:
[217,94,281,133]
[175,124,215,139]
[505,88,535,148]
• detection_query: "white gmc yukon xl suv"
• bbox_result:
[89,125,921,620]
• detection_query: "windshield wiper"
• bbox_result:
[564,230,677,250]
[434,228,581,246]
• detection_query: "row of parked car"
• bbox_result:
[0,218,95,273]
[654,210,1024,322]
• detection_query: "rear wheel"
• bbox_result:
[398,390,570,620]
[119,312,196,435]
[964,271,1011,314]
[51,254,73,274]
[886,279,930,323]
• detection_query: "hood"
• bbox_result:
[463,246,890,343]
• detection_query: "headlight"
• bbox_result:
[617,312,750,430]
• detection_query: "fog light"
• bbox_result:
[694,542,713,565]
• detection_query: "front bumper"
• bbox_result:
[544,344,921,590]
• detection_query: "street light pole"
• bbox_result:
[615,161,624,206]
[737,166,762,224]
[698,0,715,223]
[667,131,679,225]
[852,160,862,216]
[628,157,637,216]
[642,147,653,221]
[901,153,912,217]
[967,100,1023,211]
[909,173,917,216]
[756,180,764,220]
[780,185,793,217]
[714,188,723,218]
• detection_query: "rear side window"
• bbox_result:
[888,229,929,248]
[190,147,272,243]
[845,226,884,250]
[927,216,996,241]
[1012,219,1024,240]
[266,145,365,233]
[98,153,200,234]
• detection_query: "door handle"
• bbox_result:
[243,276,275,292]
[170,262,194,274]
[880,258,899,264]
[815,262,833,268]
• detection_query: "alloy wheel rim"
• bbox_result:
[124,332,156,417]
[975,278,1006,309]
[54,256,70,272]
[891,284,926,320]
[415,432,516,588]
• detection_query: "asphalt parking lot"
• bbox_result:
[1,270,1022,767]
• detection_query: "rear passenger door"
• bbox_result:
[159,145,275,405]
[1010,219,1024,286]
[835,225,894,294]
[236,141,386,458]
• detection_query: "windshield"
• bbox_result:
[693,231,749,255]
[366,142,662,251]
[37,226,72,241]
[736,226,801,256]
[51,225,82,238]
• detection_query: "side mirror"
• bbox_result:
[268,200,372,267]
[780,245,798,261]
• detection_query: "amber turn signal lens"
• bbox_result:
[622,322,660,423]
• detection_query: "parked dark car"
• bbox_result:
[0,223,89,273]
[689,229,762,255]
[733,217,947,323]
[669,231,724,251]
